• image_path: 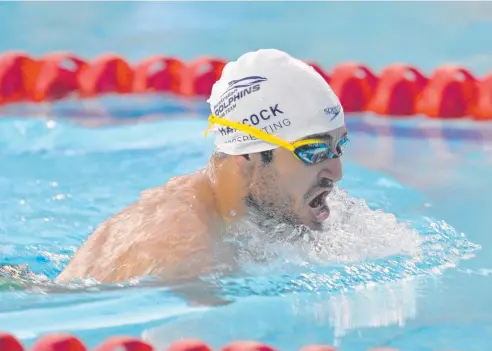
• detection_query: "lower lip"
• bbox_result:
[309,205,330,223]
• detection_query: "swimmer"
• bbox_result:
[56,49,348,286]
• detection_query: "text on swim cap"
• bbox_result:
[217,104,285,137]
[213,76,267,117]
[241,104,284,126]
[214,85,260,117]
[221,118,292,144]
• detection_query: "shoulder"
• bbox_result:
[58,180,215,283]
[99,183,212,251]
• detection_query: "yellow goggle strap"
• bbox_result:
[204,114,295,152]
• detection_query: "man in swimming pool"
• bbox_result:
[56,49,348,286]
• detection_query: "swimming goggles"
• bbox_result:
[204,114,349,165]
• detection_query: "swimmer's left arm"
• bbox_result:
[120,212,231,306]
[126,246,232,307]
[144,239,233,307]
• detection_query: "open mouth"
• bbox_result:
[309,190,329,208]
[308,190,331,223]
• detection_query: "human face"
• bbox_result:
[247,126,347,231]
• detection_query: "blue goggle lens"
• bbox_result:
[294,135,349,165]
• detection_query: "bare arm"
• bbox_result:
[56,194,231,305]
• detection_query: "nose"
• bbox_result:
[318,158,343,184]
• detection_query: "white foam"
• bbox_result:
[232,187,422,274]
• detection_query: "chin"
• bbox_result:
[307,221,324,231]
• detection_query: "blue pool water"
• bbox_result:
[1,2,492,350]
[1,97,492,351]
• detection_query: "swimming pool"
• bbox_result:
[0,94,490,351]
[2,1,492,350]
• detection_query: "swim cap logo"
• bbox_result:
[222,76,268,97]
[213,76,268,117]
[324,104,342,121]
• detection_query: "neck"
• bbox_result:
[205,156,249,223]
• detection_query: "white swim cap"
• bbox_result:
[207,49,345,155]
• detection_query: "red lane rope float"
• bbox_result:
[0,51,490,120]
[415,66,478,118]
[0,52,38,105]
[299,346,339,351]
[0,333,25,351]
[133,55,185,94]
[31,334,87,351]
[329,62,378,113]
[222,342,277,351]
[181,56,227,97]
[0,332,464,351]
[33,53,87,102]
[78,53,134,97]
[94,337,153,351]
[367,63,428,116]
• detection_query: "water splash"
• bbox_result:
[211,188,479,300]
